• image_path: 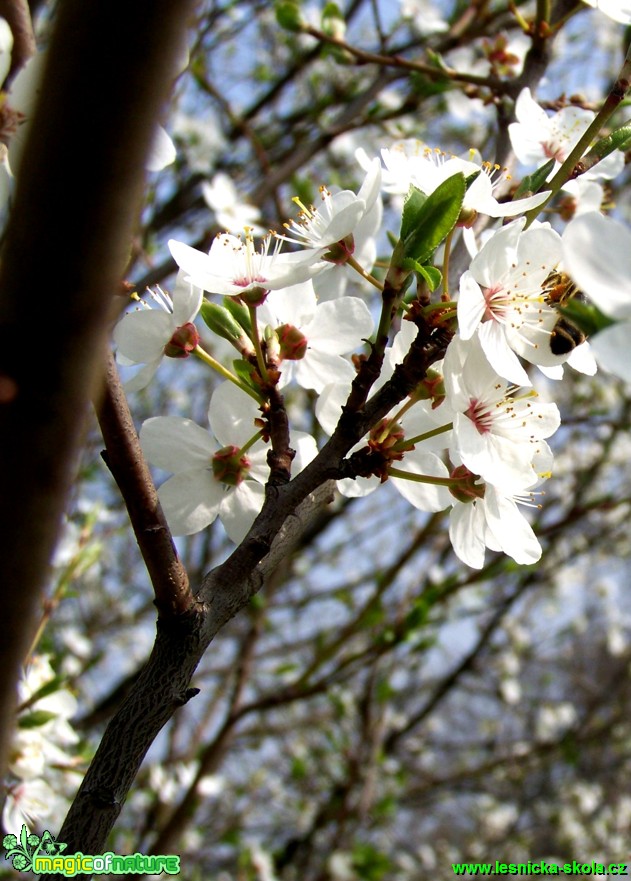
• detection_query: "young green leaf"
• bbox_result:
[399,172,465,264]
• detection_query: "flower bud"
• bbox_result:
[223,297,253,334]
[412,368,445,409]
[163,322,200,359]
[276,324,308,360]
[200,302,255,357]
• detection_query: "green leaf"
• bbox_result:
[400,259,442,291]
[399,186,427,243]
[223,297,252,334]
[400,172,465,264]
[513,158,555,197]
[409,71,452,98]
[275,1,303,31]
[18,710,59,729]
[232,358,259,392]
[464,169,481,190]
[26,675,65,705]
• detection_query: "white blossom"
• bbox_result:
[169,230,322,300]
[457,217,596,384]
[276,158,382,251]
[201,172,265,234]
[581,0,631,22]
[140,382,317,542]
[443,333,561,489]
[508,88,624,180]
[113,272,203,391]
[356,139,549,219]
[562,211,631,382]
[257,281,374,392]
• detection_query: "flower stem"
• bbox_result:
[346,254,384,291]
[248,304,270,384]
[193,345,263,402]
[394,422,452,450]
[389,466,456,487]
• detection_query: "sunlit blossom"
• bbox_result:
[443,333,560,489]
[113,271,203,391]
[356,139,549,220]
[275,158,381,253]
[169,230,323,300]
[457,217,596,384]
[140,382,317,542]
[257,281,374,392]
[508,88,624,180]
[562,211,631,382]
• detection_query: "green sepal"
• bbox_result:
[513,158,555,197]
[232,358,260,392]
[223,297,252,334]
[200,301,246,343]
[399,173,465,264]
[557,298,615,337]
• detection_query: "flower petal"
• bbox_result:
[141,416,216,472]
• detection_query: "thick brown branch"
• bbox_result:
[0,0,194,802]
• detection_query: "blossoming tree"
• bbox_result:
[3,0,631,877]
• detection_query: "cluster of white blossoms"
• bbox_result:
[114,87,631,570]
[3,655,81,832]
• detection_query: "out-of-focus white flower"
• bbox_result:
[202,172,265,234]
[399,0,449,34]
[562,211,631,382]
[171,109,226,172]
[581,0,631,22]
[508,88,624,180]
[249,843,280,881]
[3,655,82,833]
[357,139,549,220]
[536,702,578,741]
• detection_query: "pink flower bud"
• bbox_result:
[276,324,308,361]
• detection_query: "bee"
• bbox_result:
[541,270,587,355]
